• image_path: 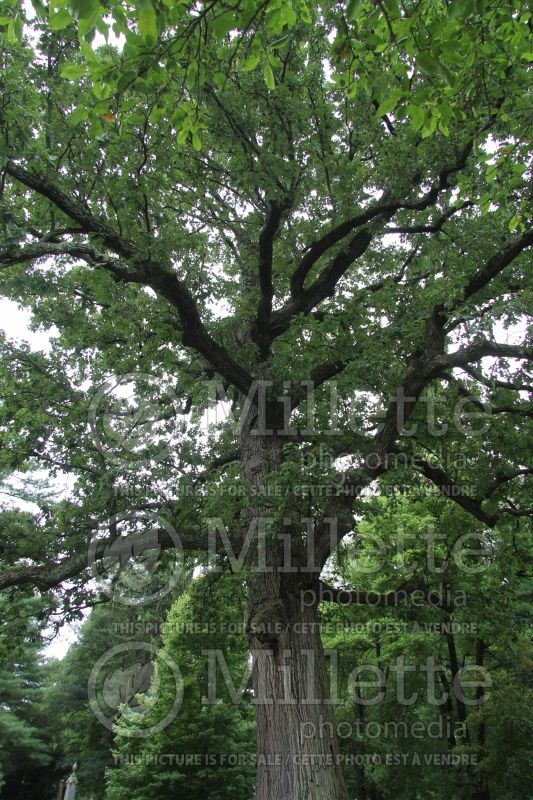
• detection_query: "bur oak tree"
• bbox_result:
[0,2,532,798]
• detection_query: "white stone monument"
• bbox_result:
[63,763,78,800]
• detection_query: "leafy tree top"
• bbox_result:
[0,0,530,600]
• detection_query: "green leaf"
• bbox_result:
[212,72,226,90]
[60,63,86,79]
[477,192,490,213]
[137,0,157,41]
[263,63,275,90]
[12,13,23,41]
[212,10,234,38]
[449,0,475,20]
[4,19,16,43]
[437,61,455,86]
[407,103,425,131]
[421,112,438,138]
[279,1,297,28]
[49,8,72,29]
[486,165,497,183]
[177,123,190,144]
[191,132,202,151]
[346,0,364,21]
[376,92,401,116]
[71,0,100,21]
[116,70,137,93]
[416,51,442,76]
[30,0,46,21]
[437,118,449,136]
[412,86,432,103]
[383,0,399,15]
[345,81,358,99]
[150,105,166,122]
[299,1,311,24]
[265,7,283,34]
[243,54,260,72]
[87,116,104,137]
[69,107,89,125]
[186,62,197,90]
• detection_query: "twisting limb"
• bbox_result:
[413,459,498,527]
[0,524,240,593]
[386,201,474,234]
[288,138,475,300]
[483,468,533,498]
[460,365,532,393]
[4,162,254,393]
[272,229,373,338]
[447,340,533,368]
[461,228,533,302]
[254,198,291,357]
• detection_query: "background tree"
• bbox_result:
[43,592,181,799]
[0,592,53,799]
[321,491,533,800]
[106,572,255,800]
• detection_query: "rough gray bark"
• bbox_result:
[240,402,349,800]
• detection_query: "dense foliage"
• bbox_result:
[0,594,53,798]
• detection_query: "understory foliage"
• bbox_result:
[0,593,53,798]
[106,574,255,800]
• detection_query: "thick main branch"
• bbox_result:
[4,162,254,393]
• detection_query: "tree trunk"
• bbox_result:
[240,401,349,800]
[446,631,468,736]
[247,578,348,800]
